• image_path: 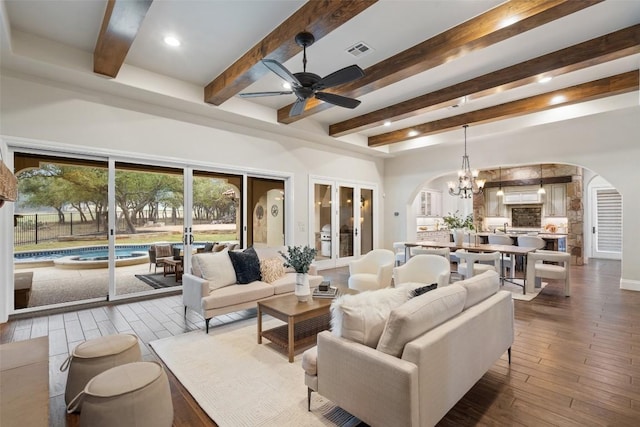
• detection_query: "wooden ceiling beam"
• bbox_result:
[278,0,603,124]
[94,0,153,78]
[330,24,640,137]
[368,71,639,147]
[204,0,377,106]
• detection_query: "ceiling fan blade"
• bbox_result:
[314,65,364,90]
[315,92,361,109]
[262,59,301,88]
[239,91,293,98]
[289,98,309,117]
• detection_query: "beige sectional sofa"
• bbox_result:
[303,270,513,427]
[182,246,323,332]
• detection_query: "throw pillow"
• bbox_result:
[192,249,237,290]
[330,287,410,348]
[212,243,227,253]
[377,284,467,357]
[260,257,285,283]
[409,283,438,298]
[203,242,215,252]
[228,247,261,284]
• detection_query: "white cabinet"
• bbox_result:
[485,187,506,217]
[416,190,442,217]
[544,184,567,217]
[503,187,542,204]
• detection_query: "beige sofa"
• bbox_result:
[302,270,513,427]
[182,246,323,332]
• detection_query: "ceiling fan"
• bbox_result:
[239,31,365,117]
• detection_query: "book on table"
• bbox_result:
[313,286,338,298]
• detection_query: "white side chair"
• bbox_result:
[410,246,451,262]
[347,249,395,291]
[488,234,515,279]
[393,254,451,289]
[456,250,500,279]
[517,235,546,250]
[393,241,407,266]
[526,250,571,296]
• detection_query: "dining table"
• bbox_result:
[404,241,539,294]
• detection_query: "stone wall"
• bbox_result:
[474,164,583,265]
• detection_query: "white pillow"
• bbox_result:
[377,284,467,357]
[192,250,237,291]
[330,287,410,348]
[456,270,499,309]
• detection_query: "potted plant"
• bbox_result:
[442,211,475,245]
[279,245,317,302]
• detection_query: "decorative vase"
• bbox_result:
[295,273,310,302]
[453,229,464,246]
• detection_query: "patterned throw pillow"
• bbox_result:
[260,258,285,283]
[409,283,438,298]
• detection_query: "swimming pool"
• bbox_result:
[14,243,208,270]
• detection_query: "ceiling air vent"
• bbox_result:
[346,41,373,58]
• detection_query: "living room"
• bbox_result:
[1,1,639,426]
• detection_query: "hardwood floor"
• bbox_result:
[2,260,639,426]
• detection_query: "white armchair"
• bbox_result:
[393,254,451,288]
[410,246,450,262]
[456,250,500,279]
[526,250,571,296]
[348,249,395,291]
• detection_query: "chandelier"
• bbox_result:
[447,125,485,198]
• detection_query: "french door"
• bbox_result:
[311,178,376,269]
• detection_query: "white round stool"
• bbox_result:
[62,333,141,410]
[71,361,174,427]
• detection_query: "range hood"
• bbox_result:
[502,189,542,204]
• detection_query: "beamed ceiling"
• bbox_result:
[1,0,639,156]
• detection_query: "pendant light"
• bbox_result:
[537,164,546,195]
[496,167,504,197]
[447,125,485,198]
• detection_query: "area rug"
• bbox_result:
[135,273,181,289]
[149,318,363,427]
[501,279,547,302]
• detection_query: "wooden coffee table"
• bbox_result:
[257,289,355,362]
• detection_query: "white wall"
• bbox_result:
[384,106,640,290]
[0,74,385,322]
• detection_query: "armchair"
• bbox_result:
[526,250,571,296]
[393,254,451,288]
[148,244,173,273]
[347,249,395,291]
[456,250,500,279]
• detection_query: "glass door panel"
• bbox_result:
[360,188,374,255]
[247,177,285,248]
[338,185,355,259]
[12,152,109,310]
[113,162,184,297]
[313,183,333,261]
[191,171,242,249]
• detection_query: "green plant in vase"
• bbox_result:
[279,245,317,301]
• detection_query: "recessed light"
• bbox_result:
[282,82,291,90]
[539,76,552,84]
[383,120,391,127]
[164,36,180,47]
[408,130,419,137]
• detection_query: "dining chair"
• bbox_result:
[393,254,451,288]
[455,250,500,279]
[149,244,173,273]
[517,235,546,249]
[488,234,515,279]
[393,241,408,266]
[526,250,571,296]
[410,246,451,262]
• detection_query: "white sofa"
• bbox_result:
[302,270,513,427]
[183,246,323,332]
